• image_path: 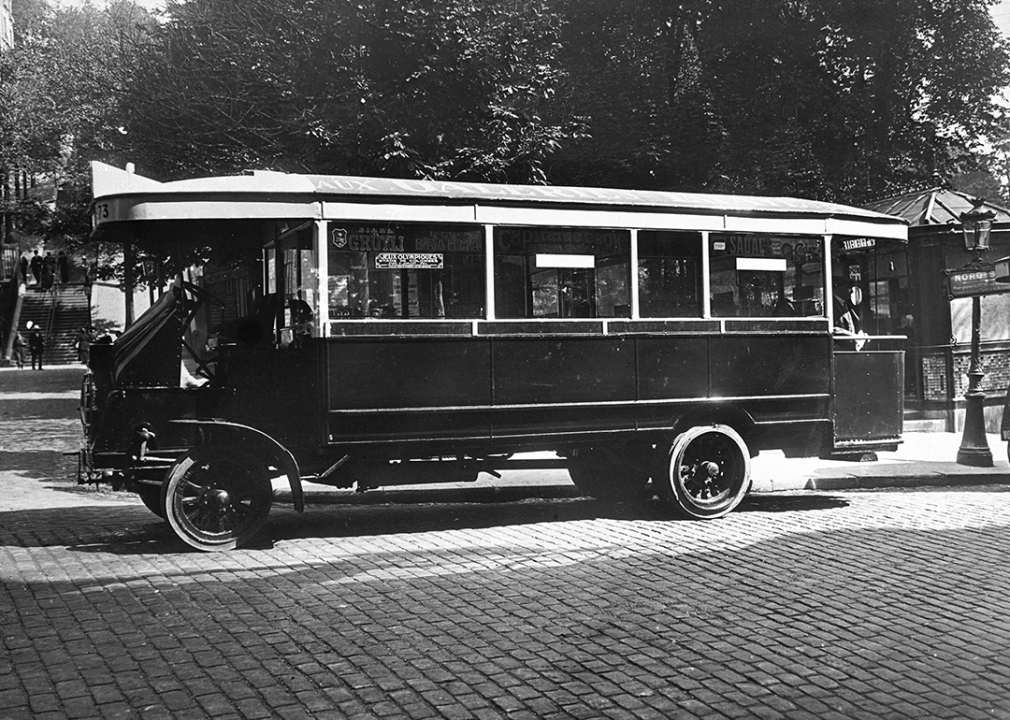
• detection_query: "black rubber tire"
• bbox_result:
[162,444,272,551]
[657,424,750,519]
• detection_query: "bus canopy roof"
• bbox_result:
[90,161,908,241]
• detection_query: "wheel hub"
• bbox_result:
[203,487,231,511]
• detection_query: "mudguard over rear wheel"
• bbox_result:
[162,444,273,551]
[658,424,750,519]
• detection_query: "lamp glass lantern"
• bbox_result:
[960,200,995,252]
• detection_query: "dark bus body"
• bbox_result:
[82,163,907,550]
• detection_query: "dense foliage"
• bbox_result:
[550,0,1010,202]
[1,0,157,279]
[119,0,578,184]
[3,0,1010,263]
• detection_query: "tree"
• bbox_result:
[119,0,583,184]
[550,0,1010,203]
[0,0,158,263]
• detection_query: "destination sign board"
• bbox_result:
[944,263,1010,299]
[841,237,876,251]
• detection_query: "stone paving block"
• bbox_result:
[7,469,1010,719]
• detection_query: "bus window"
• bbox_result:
[327,224,484,319]
[638,231,703,317]
[494,227,631,319]
[277,224,317,337]
[709,234,824,318]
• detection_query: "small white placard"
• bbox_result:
[374,252,443,270]
[736,257,787,272]
[535,253,595,269]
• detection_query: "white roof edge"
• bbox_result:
[89,162,906,233]
[91,161,164,197]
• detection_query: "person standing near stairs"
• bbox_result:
[29,251,42,287]
[12,330,25,369]
[57,252,70,285]
[74,327,92,365]
[27,323,45,370]
[41,253,55,291]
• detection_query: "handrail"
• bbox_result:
[832,332,909,342]
[45,286,58,340]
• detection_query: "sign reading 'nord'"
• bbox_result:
[944,263,1010,299]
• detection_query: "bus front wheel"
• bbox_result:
[658,424,750,519]
[162,444,273,551]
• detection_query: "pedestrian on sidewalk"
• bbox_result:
[12,330,25,369]
[82,265,93,301]
[18,255,28,285]
[75,327,92,365]
[27,323,45,370]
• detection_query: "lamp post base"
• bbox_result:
[957,392,993,467]
[957,445,994,467]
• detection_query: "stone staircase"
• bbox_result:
[17,285,91,365]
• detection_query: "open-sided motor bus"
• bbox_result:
[82,161,908,551]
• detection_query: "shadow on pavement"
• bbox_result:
[0,492,851,555]
[0,450,78,480]
[739,494,850,513]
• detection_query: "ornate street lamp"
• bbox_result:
[956,198,995,467]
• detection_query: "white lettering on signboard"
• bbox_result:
[841,237,876,251]
[374,253,444,270]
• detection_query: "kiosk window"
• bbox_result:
[638,231,703,317]
[494,227,631,319]
[327,223,484,319]
[709,234,824,318]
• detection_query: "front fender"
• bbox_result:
[169,419,304,512]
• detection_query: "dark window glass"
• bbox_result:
[638,231,702,317]
[327,224,485,319]
[709,234,824,318]
[494,228,631,319]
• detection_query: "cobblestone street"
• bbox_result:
[3,368,1010,719]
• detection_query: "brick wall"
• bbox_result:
[922,348,1010,401]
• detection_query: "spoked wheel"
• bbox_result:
[658,424,750,519]
[568,446,653,502]
[136,484,166,519]
[162,444,273,551]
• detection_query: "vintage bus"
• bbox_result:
[82,161,908,551]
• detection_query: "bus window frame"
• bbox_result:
[314,221,839,331]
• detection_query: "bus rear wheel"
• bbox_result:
[568,446,652,502]
[658,424,750,519]
[162,444,273,551]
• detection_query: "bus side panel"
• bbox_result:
[709,335,831,398]
[326,338,492,441]
[832,350,903,445]
[636,336,711,400]
[490,336,636,435]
